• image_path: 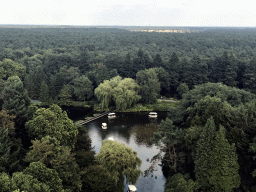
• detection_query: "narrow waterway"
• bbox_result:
[83,112,167,192]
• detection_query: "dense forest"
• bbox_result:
[1,26,256,191]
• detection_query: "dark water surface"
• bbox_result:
[84,112,167,192]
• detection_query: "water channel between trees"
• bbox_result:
[80,111,168,192]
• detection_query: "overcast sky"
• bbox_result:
[1,0,255,27]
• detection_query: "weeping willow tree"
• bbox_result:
[112,78,141,110]
[94,76,140,111]
[96,140,142,191]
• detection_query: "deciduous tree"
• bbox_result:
[25,104,78,148]
[25,136,81,191]
[24,161,63,191]
[165,173,197,192]
[96,140,142,188]
[0,59,26,80]
[112,78,141,110]
[73,75,93,101]
[136,68,160,104]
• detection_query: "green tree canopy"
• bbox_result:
[112,78,141,110]
[0,172,11,191]
[194,117,216,190]
[151,118,184,174]
[25,136,81,191]
[0,59,26,80]
[39,80,49,102]
[169,82,255,127]
[23,161,63,192]
[250,136,256,177]
[58,84,73,101]
[25,104,78,148]
[177,82,189,99]
[136,68,160,104]
[153,67,171,96]
[96,140,142,186]
[1,76,31,123]
[165,173,197,192]
[73,75,93,101]
[209,125,240,192]
[11,172,50,192]
[95,76,141,110]
[58,65,80,84]
[82,164,116,192]
[0,110,22,174]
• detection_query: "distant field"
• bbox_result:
[129,29,193,33]
[0,24,205,33]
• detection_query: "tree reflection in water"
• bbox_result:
[130,123,158,147]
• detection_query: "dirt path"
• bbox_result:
[157,99,180,102]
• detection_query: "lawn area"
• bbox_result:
[124,100,180,112]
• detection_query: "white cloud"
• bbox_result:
[0,0,255,26]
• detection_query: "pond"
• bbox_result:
[83,111,168,192]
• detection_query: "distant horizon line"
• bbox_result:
[0,24,255,28]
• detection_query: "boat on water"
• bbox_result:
[127,185,137,192]
[148,112,157,118]
[108,137,114,141]
[108,112,116,119]
[102,123,107,129]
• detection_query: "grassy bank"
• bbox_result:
[123,100,180,112]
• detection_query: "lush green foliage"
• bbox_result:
[39,81,49,102]
[73,75,93,101]
[95,76,141,110]
[151,118,184,173]
[194,117,217,190]
[2,26,256,191]
[136,68,160,104]
[96,140,142,185]
[165,173,197,192]
[25,136,81,191]
[23,162,63,191]
[0,59,25,80]
[25,104,78,148]
[209,125,240,191]
[1,76,31,122]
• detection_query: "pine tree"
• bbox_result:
[250,136,256,177]
[153,53,164,68]
[0,111,21,174]
[167,52,180,94]
[244,58,256,93]
[2,76,31,123]
[121,53,134,78]
[133,49,145,72]
[209,125,240,191]
[39,81,49,102]
[224,53,237,87]
[0,126,12,173]
[190,54,208,86]
[194,117,216,190]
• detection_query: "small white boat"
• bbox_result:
[102,123,107,129]
[108,137,114,141]
[149,112,157,118]
[127,185,137,192]
[108,112,116,119]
